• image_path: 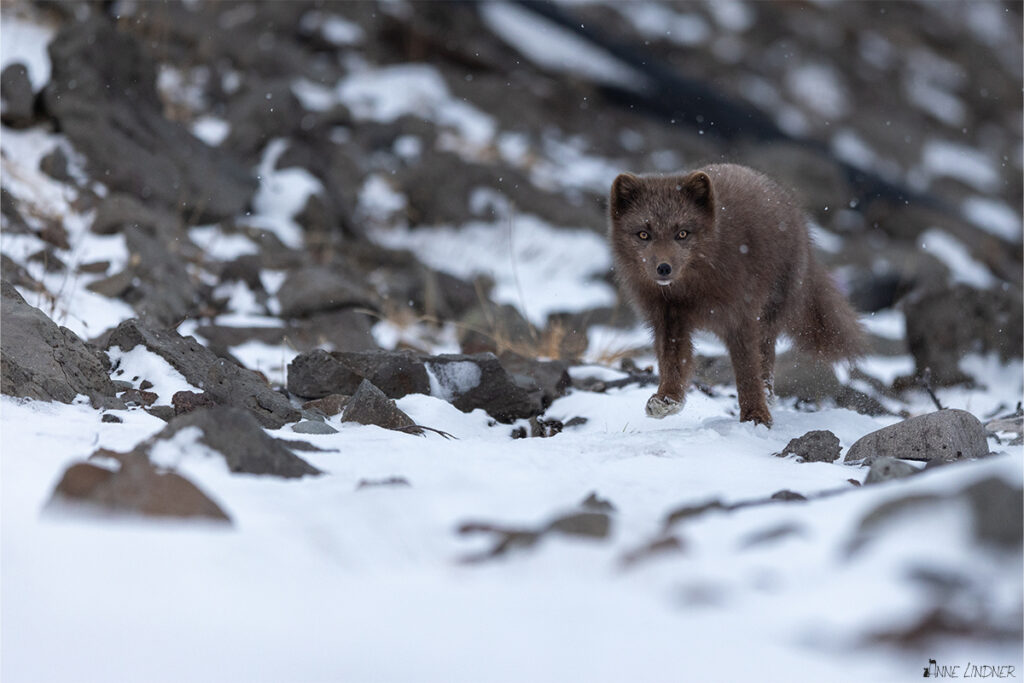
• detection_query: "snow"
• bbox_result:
[107,345,202,406]
[786,63,849,119]
[919,140,1000,193]
[619,4,710,46]
[373,215,616,326]
[248,138,322,250]
[337,64,497,152]
[479,2,648,90]
[962,197,1023,242]
[425,360,483,401]
[300,10,365,46]
[919,228,995,289]
[0,12,55,91]
[190,115,231,147]
[188,225,260,259]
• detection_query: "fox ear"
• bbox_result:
[610,173,642,220]
[681,171,714,212]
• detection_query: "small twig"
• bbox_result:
[919,367,944,411]
[396,424,457,439]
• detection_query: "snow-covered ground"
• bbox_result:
[2,3,1022,682]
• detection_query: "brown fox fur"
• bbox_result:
[608,163,865,426]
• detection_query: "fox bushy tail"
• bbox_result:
[792,259,866,361]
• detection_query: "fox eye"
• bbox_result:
[676,229,689,240]
[637,230,650,240]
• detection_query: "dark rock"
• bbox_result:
[107,319,300,428]
[101,413,123,424]
[39,146,74,184]
[0,63,35,128]
[86,270,134,299]
[37,221,70,251]
[119,388,157,407]
[528,416,563,438]
[160,407,320,478]
[458,302,535,356]
[27,247,66,273]
[121,226,204,327]
[42,19,255,221]
[863,456,919,484]
[769,490,808,502]
[196,308,378,356]
[172,390,217,416]
[545,511,611,539]
[581,492,616,512]
[288,349,429,400]
[302,394,350,417]
[341,380,418,432]
[222,79,303,160]
[901,284,1024,387]
[356,477,411,490]
[1,187,31,234]
[49,456,230,521]
[1,280,121,407]
[844,409,989,465]
[664,499,727,528]
[619,535,685,568]
[276,265,377,318]
[291,420,339,435]
[776,430,841,463]
[963,477,1023,548]
[91,192,181,236]
[1,254,40,290]
[498,351,571,411]
[740,523,806,549]
[145,405,176,422]
[426,353,541,422]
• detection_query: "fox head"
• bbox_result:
[608,171,716,288]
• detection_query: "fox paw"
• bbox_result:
[740,405,773,428]
[645,394,683,419]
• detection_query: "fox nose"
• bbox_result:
[656,263,672,277]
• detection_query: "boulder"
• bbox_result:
[42,18,254,222]
[0,63,35,128]
[288,349,430,399]
[425,353,540,422]
[776,430,841,463]
[341,380,418,432]
[1,281,121,407]
[844,409,989,465]
[863,456,919,484]
[107,319,300,428]
[276,265,378,318]
[49,455,230,521]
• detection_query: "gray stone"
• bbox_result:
[777,430,841,463]
[107,319,300,428]
[863,456,919,484]
[276,266,378,318]
[42,19,255,221]
[963,477,1023,548]
[291,420,339,435]
[160,406,320,478]
[341,379,418,432]
[845,409,989,465]
[426,353,541,423]
[1,280,121,407]
[0,63,35,128]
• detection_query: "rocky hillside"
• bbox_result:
[1,1,1021,681]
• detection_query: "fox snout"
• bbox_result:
[656,263,672,277]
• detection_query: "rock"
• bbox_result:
[1,254,40,290]
[580,492,616,512]
[146,405,176,422]
[864,457,919,484]
[160,407,321,478]
[107,319,300,428]
[341,380,418,432]
[769,490,808,502]
[288,349,430,399]
[458,302,535,356]
[101,413,123,424]
[901,284,1024,387]
[91,193,181,236]
[356,477,411,490]
[963,477,1023,548]
[1,187,31,234]
[42,19,255,222]
[172,390,217,416]
[0,63,35,128]
[498,351,571,411]
[119,388,157,407]
[425,353,540,422]
[49,456,230,522]
[276,266,378,318]
[222,79,303,160]
[1,280,121,407]
[619,535,685,568]
[545,511,611,539]
[776,430,841,463]
[121,226,204,327]
[986,413,1023,446]
[291,420,339,435]
[302,394,350,417]
[844,409,989,465]
[39,146,75,184]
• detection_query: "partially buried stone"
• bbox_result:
[341,380,419,433]
[291,420,339,435]
[776,429,841,463]
[864,456,918,484]
[844,409,989,465]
